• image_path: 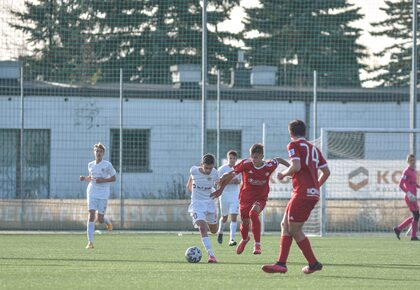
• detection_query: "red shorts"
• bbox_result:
[285,196,318,223]
[240,200,266,219]
[405,195,419,211]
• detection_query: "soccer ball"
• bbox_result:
[185,246,202,263]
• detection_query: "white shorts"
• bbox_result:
[87,197,108,214]
[188,200,218,226]
[219,195,239,216]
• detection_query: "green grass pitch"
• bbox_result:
[0,233,419,289]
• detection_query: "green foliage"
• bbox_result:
[242,0,368,87]
[10,0,93,84]
[368,0,419,87]
[11,0,239,84]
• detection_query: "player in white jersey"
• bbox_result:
[217,150,241,246]
[80,143,116,249]
[186,153,219,263]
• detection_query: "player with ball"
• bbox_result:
[186,154,220,263]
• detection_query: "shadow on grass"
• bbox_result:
[327,262,420,270]
[321,275,420,282]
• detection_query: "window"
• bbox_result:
[0,129,50,198]
[328,132,364,159]
[206,129,242,164]
[110,129,150,172]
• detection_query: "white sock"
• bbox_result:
[230,221,237,241]
[218,218,225,234]
[201,236,213,256]
[87,221,95,242]
[103,216,110,225]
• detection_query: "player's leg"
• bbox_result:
[262,208,291,274]
[217,215,228,244]
[206,210,219,262]
[86,197,96,249]
[407,200,419,240]
[97,199,112,231]
[249,201,265,254]
[229,213,238,246]
[410,210,419,240]
[394,216,413,239]
[396,198,418,239]
[196,219,216,262]
[228,198,239,246]
[217,197,228,244]
[288,198,322,274]
[86,210,96,249]
[190,208,217,263]
[236,204,251,254]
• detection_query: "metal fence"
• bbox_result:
[0,0,419,233]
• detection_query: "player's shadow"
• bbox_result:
[328,262,420,270]
[321,275,420,282]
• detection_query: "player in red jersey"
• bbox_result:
[211,144,289,255]
[262,120,330,275]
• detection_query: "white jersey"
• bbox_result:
[86,160,116,199]
[190,166,219,201]
[217,164,241,197]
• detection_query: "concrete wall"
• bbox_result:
[1,95,419,198]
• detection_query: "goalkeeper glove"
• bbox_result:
[406,191,416,202]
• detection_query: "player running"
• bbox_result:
[212,144,289,255]
[262,119,330,274]
[393,154,419,241]
[80,143,116,249]
[217,150,241,246]
[187,154,220,263]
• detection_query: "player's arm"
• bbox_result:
[80,175,90,181]
[318,166,330,187]
[96,175,116,184]
[210,171,236,198]
[230,176,241,185]
[398,176,406,192]
[277,159,300,180]
[273,157,290,168]
[186,176,192,193]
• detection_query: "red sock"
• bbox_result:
[240,223,249,240]
[277,235,293,264]
[297,237,317,265]
[250,210,261,243]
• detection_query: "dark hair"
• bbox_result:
[249,143,264,155]
[227,150,238,158]
[407,154,415,160]
[202,153,215,165]
[288,119,306,138]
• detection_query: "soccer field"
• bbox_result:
[0,233,419,289]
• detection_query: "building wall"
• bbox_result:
[1,95,419,198]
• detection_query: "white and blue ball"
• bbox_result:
[185,246,202,263]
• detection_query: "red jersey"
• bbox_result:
[287,139,327,199]
[233,158,279,204]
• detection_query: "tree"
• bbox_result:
[11,0,93,83]
[89,0,239,84]
[12,0,241,84]
[242,0,367,87]
[369,0,419,87]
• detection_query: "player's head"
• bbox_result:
[249,143,264,165]
[93,143,106,160]
[226,150,238,166]
[201,153,215,174]
[407,154,416,167]
[288,119,306,139]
